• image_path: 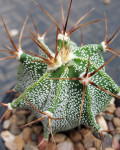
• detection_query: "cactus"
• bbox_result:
[0,0,120,148]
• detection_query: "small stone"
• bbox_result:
[104,148,114,150]
[31,132,38,142]
[116,127,120,134]
[2,119,10,129]
[105,104,116,114]
[87,147,97,150]
[10,114,17,124]
[102,134,112,149]
[50,133,66,143]
[91,135,102,149]
[9,29,19,37]
[110,97,115,105]
[115,107,120,118]
[80,128,92,137]
[38,134,48,150]
[16,114,26,126]
[108,121,115,135]
[113,117,120,127]
[16,109,31,115]
[9,124,21,135]
[83,135,94,149]
[45,142,56,150]
[74,142,85,150]
[24,142,39,150]
[27,113,36,123]
[57,141,74,150]
[104,0,111,4]
[114,134,120,141]
[33,125,42,135]
[66,137,72,142]
[12,109,17,114]
[14,136,25,150]
[69,130,82,142]
[96,114,108,131]
[4,141,17,150]
[103,113,113,121]
[23,127,33,142]
[112,137,120,150]
[1,131,15,142]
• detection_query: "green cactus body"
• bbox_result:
[7,36,119,140]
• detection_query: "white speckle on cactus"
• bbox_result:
[17,48,23,60]
[47,53,62,71]
[8,103,13,110]
[79,72,91,86]
[58,32,70,41]
[60,49,76,64]
[101,41,107,52]
[43,111,53,118]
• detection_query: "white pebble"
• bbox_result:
[1,131,15,142]
[9,29,19,37]
[2,119,10,129]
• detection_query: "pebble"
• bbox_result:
[103,113,113,121]
[50,133,66,143]
[10,114,17,124]
[116,127,120,134]
[96,114,108,131]
[27,113,36,123]
[66,137,72,142]
[80,128,92,137]
[91,135,102,149]
[38,134,48,150]
[87,147,97,150]
[102,134,113,149]
[74,142,85,150]
[104,148,114,150]
[23,127,33,142]
[4,141,17,150]
[83,135,94,149]
[45,142,56,150]
[33,125,42,136]
[112,137,120,150]
[105,104,116,114]
[14,136,25,150]
[115,107,120,118]
[69,130,82,142]
[9,29,19,37]
[2,119,10,129]
[57,141,74,150]
[16,109,31,115]
[104,0,111,4]
[107,121,115,135]
[16,114,26,126]
[9,124,21,135]
[113,117,120,127]
[1,131,15,142]
[24,142,39,150]
[31,132,38,142]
